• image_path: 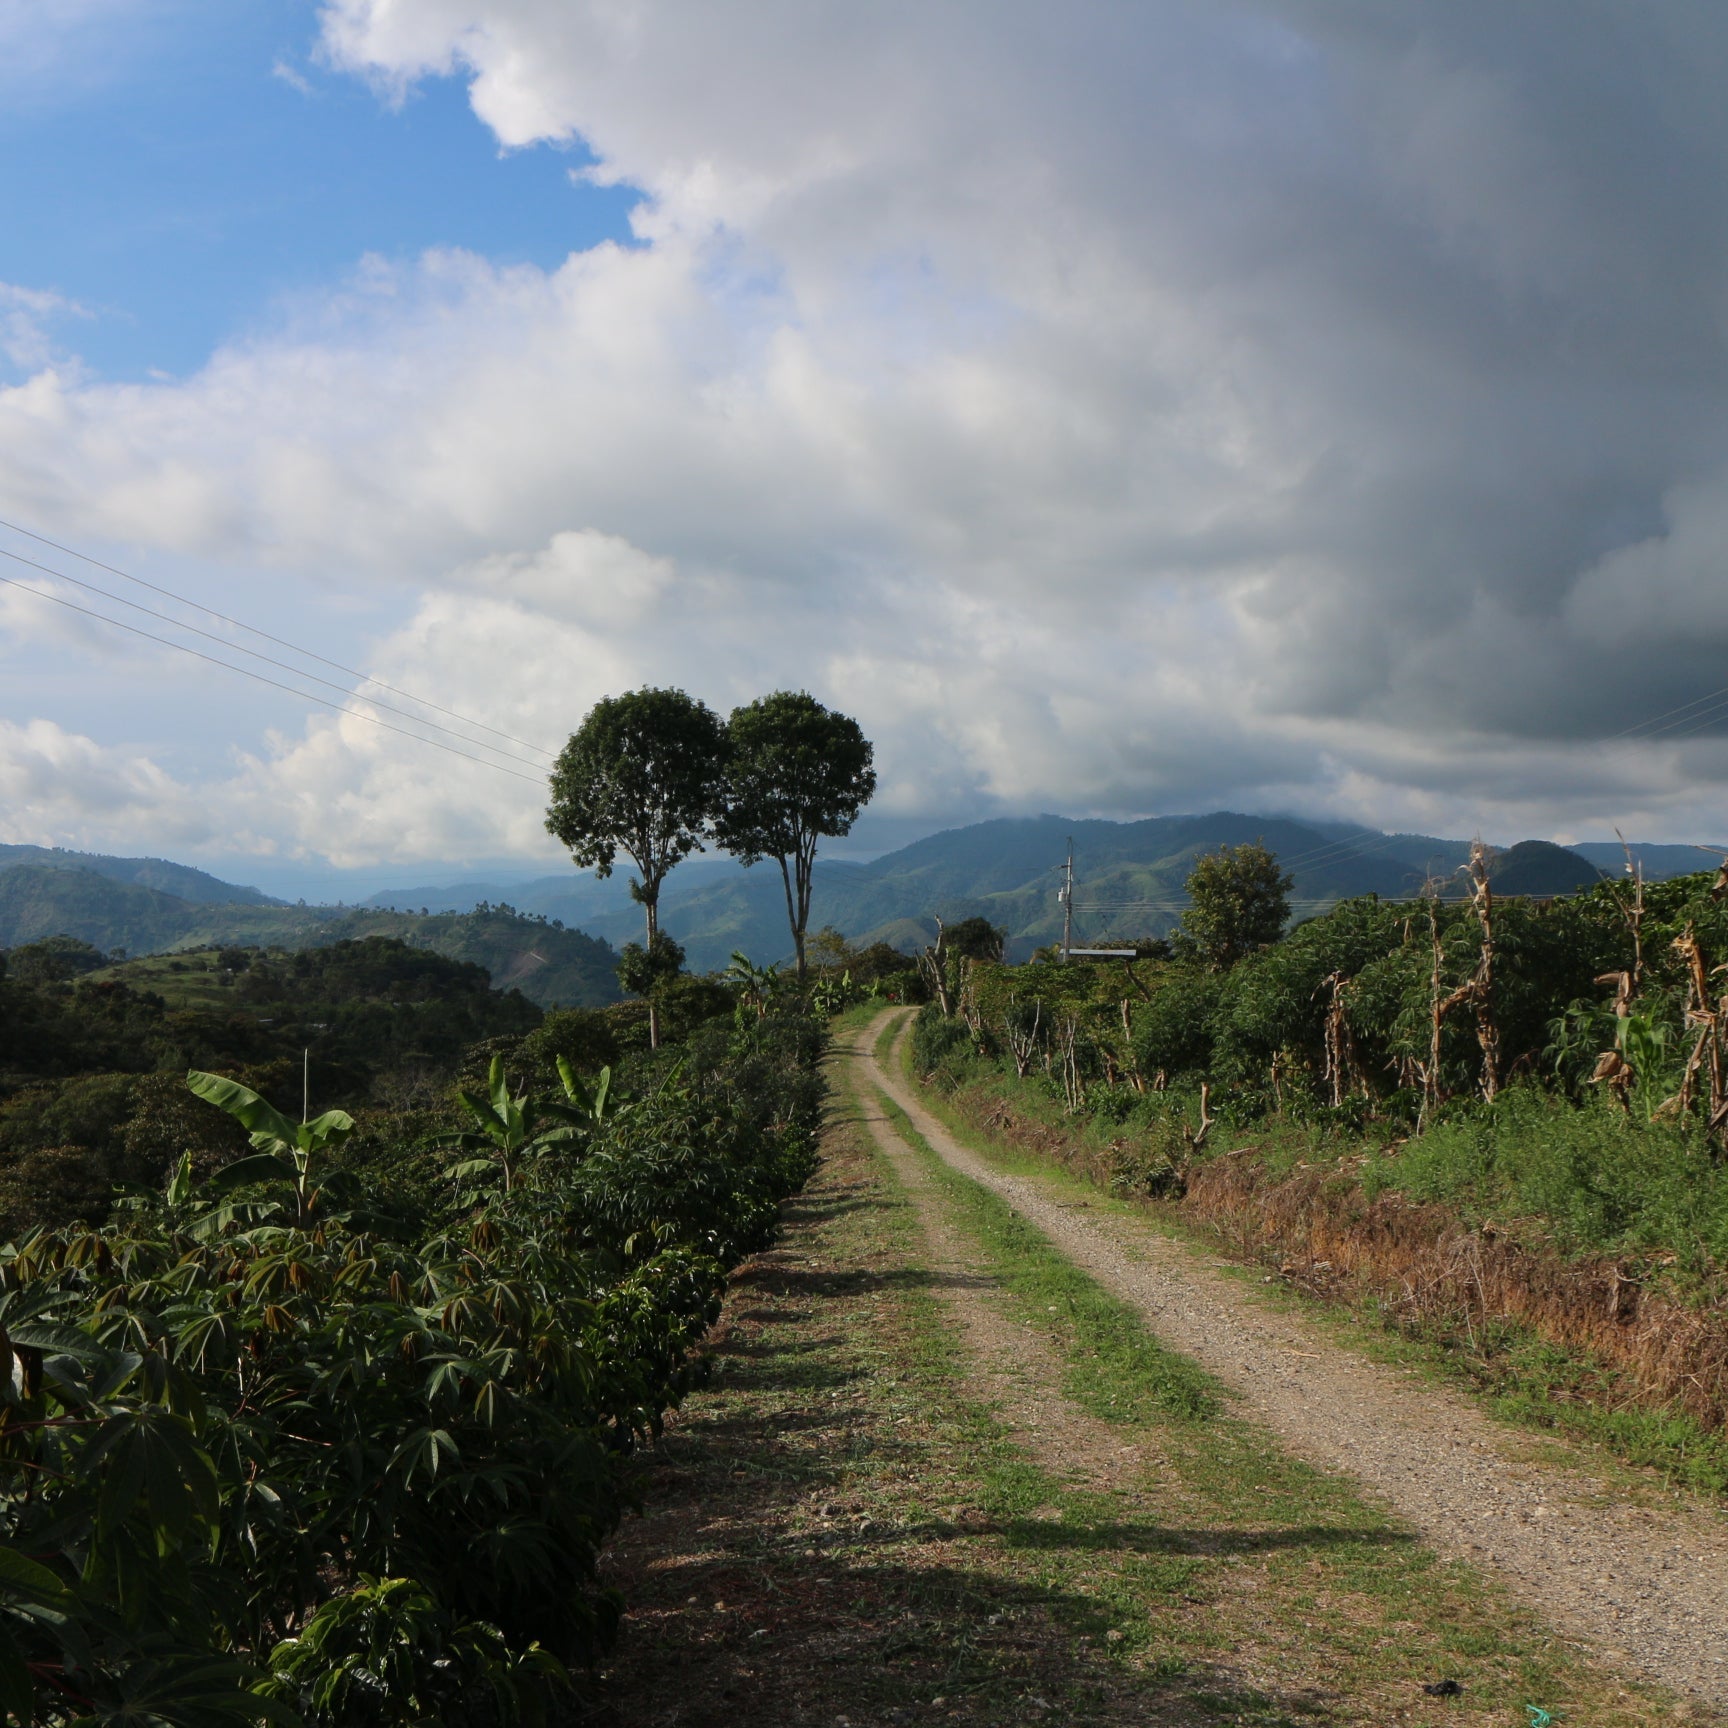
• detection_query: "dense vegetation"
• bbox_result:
[911,862,1728,1455]
[0,925,826,1724]
[0,936,551,1240]
[0,869,622,1011]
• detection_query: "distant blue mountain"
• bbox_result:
[1570,841,1724,880]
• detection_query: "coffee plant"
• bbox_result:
[0,1006,824,1726]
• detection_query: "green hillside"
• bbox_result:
[0,865,248,956]
[0,817,1631,984]
[0,867,620,1009]
[305,906,622,1008]
[0,843,277,905]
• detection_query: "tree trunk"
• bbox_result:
[777,856,804,982]
[1466,841,1499,1102]
[644,892,660,1051]
[794,836,817,985]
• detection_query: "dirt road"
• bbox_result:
[858,1008,1728,1710]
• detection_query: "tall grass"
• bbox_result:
[1365,1087,1728,1280]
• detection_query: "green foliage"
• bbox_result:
[1363,1085,1728,1273]
[1133,965,1223,1083]
[716,691,876,976]
[927,867,1728,1285]
[615,931,686,1001]
[725,950,783,1021]
[439,1054,601,1196]
[264,1576,566,1728]
[0,995,827,1726]
[1172,842,1293,971]
[186,1069,357,1227]
[941,917,1006,963]
[545,687,729,934]
[518,1008,618,1083]
[1,936,543,1104]
[5,935,108,983]
[910,1002,975,1090]
[0,880,621,1011]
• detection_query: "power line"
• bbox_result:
[0,545,551,774]
[0,514,557,760]
[1268,823,1444,876]
[1639,692,1728,744]
[0,572,548,786]
[1610,679,1728,741]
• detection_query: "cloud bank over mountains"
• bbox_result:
[3,1,1728,869]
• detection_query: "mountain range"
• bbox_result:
[3,815,1714,983]
[369,815,1643,969]
[0,844,281,907]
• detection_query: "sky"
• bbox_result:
[3,0,1727,897]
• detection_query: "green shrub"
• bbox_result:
[910,1002,975,1089]
[1367,1085,1728,1273]
[0,999,829,1725]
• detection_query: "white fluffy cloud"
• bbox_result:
[5,1,1728,869]
[0,719,217,852]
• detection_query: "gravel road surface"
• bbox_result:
[864,1010,1728,1711]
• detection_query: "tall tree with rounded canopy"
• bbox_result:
[545,687,728,1046]
[1172,841,1294,971]
[718,691,877,981]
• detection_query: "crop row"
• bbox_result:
[0,1006,825,1727]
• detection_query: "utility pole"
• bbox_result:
[1054,840,1138,964]
[1059,837,1074,963]
[302,1048,309,1126]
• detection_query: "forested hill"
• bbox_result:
[0,865,620,1009]
[0,843,278,905]
[1,814,1668,980]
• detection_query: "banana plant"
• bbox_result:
[442,1055,608,1194]
[555,1056,615,1128]
[809,968,854,1016]
[726,951,780,1022]
[188,1070,357,1228]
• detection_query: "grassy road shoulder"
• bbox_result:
[590,1034,1179,1725]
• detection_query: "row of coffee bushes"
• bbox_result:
[0,1004,824,1727]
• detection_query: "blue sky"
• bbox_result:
[0,1,638,381]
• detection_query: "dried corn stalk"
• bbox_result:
[1316,969,1360,1109]
[1672,926,1728,1136]
[919,916,952,1017]
[1462,840,1501,1102]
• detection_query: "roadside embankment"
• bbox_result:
[938,1067,1728,1481]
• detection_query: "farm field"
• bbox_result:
[588,1011,1716,1726]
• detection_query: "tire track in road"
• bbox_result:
[862,1008,1728,1713]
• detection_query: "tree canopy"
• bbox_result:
[942,916,1007,964]
[1172,841,1293,971]
[716,692,876,978]
[546,688,728,1042]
